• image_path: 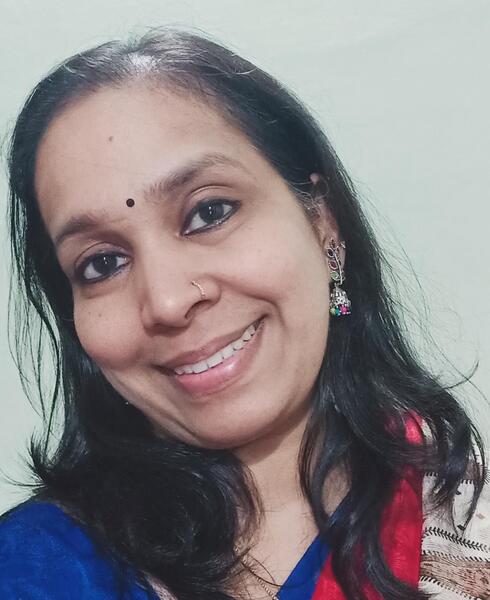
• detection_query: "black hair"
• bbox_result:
[7,27,485,600]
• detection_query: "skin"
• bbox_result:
[35,84,343,590]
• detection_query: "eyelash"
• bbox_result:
[75,198,239,284]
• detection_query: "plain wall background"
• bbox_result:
[1,0,489,513]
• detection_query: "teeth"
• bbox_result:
[232,339,245,351]
[206,352,224,368]
[193,361,208,374]
[221,344,234,359]
[242,328,252,341]
[174,321,259,375]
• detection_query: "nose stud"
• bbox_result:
[191,280,206,300]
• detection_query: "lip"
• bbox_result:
[168,318,265,398]
[161,319,262,371]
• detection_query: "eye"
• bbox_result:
[77,253,129,283]
[182,199,238,235]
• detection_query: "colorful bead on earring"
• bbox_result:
[326,238,351,317]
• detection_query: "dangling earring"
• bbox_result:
[326,238,351,316]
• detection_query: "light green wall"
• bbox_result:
[1,0,489,512]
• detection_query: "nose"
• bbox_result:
[138,258,220,331]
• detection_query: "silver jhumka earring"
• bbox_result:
[326,238,351,317]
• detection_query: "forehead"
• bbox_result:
[34,85,266,228]
[37,84,241,159]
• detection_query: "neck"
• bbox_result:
[232,411,321,589]
[235,411,308,511]
[233,409,348,547]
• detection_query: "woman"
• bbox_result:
[1,28,488,600]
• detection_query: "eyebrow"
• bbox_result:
[53,152,247,248]
[143,152,246,200]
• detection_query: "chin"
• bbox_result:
[188,425,271,451]
[157,410,285,451]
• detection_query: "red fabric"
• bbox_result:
[312,416,424,599]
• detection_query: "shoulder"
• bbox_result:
[1,501,94,554]
[0,501,155,599]
[420,468,490,599]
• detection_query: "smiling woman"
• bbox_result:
[1,27,489,600]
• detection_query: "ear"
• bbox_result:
[309,173,346,266]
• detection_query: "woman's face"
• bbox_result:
[35,85,334,449]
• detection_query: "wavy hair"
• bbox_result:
[7,28,485,600]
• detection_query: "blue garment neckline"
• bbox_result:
[278,535,330,599]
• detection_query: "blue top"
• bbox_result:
[0,502,156,599]
[0,502,330,599]
[279,535,330,599]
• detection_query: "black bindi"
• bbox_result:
[126,198,135,208]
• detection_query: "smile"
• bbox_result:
[170,318,265,397]
[173,320,260,374]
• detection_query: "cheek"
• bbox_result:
[73,297,142,370]
[257,218,331,352]
[233,217,331,322]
